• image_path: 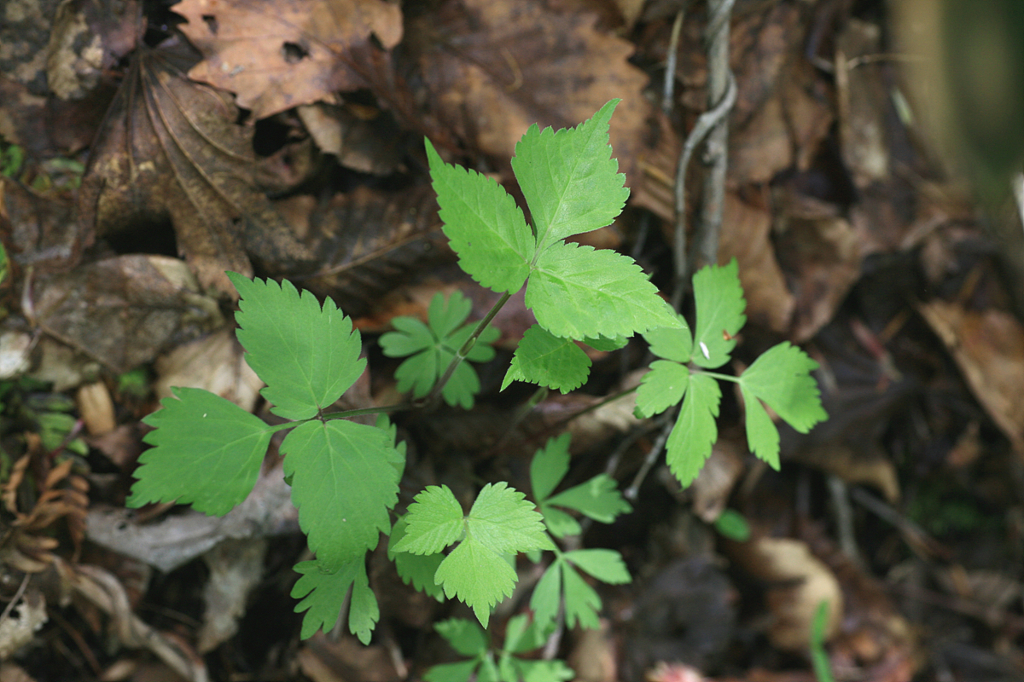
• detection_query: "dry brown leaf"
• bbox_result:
[835,19,891,188]
[916,299,1024,454]
[175,0,403,120]
[1,177,84,275]
[153,328,262,411]
[198,538,267,653]
[32,255,223,374]
[298,632,402,682]
[409,0,650,185]
[78,44,313,294]
[77,382,117,436]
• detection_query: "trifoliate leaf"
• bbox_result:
[291,558,378,644]
[545,474,632,524]
[282,420,401,571]
[129,387,274,515]
[530,433,571,502]
[426,140,534,294]
[690,259,746,369]
[739,342,828,432]
[644,316,693,362]
[564,549,631,584]
[502,325,591,393]
[635,360,690,418]
[562,562,602,630]
[391,485,465,555]
[665,373,721,487]
[512,99,629,251]
[529,559,563,628]
[527,241,680,339]
[435,618,489,657]
[228,272,364,420]
[432,483,550,627]
[740,384,781,471]
[388,517,445,599]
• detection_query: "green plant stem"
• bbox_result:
[321,402,409,421]
[417,291,512,407]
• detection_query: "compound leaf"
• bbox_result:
[740,384,781,471]
[665,373,721,487]
[545,474,631,524]
[739,342,828,433]
[291,558,378,644]
[564,549,630,584]
[530,433,572,503]
[282,420,401,571]
[129,387,273,515]
[228,272,364,420]
[690,259,746,369]
[512,99,628,251]
[391,485,465,555]
[527,241,680,340]
[635,360,690,418]
[426,140,534,294]
[502,325,591,393]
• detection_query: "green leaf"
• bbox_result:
[665,373,721,487]
[714,508,751,542]
[562,562,602,630]
[425,660,480,682]
[529,559,563,628]
[583,334,628,352]
[429,289,472,338]
[690,259,746,369]
[282,420,401,570]
[435,618,489,657]
[635,360,690,418]
[512,99,629,251]
[391,485,465,555]
[739,342,828,432]
[644,316,693,362]
[503,613,548,654]
[530,433,572,502]
[545,474,632,524]
[128,387,273,515]
[431,483,550,627]
[228,272,364,420]
[291,558,378,644]
[516,659,575,682]
[527,241,680,339]
[426,140,534,294]
[388,516,445,600]
[541,506,581,538]
[740,384,781,470]
[502,325,591,393]
[564,549,631,584]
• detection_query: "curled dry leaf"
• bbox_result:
[32,255,223,374]
[174,0,403,120]
[154,328,263,411]
[78,44,313,295]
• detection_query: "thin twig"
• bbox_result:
[0,572,30,626]
[661,8,688,117]
[625,411,675,501]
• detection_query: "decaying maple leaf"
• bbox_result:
[174,0,403,120]
[78,41,313,295]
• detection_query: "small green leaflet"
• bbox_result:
[282,419,402,570]
[637,261,827,488]
[228,272,364,420]
[128,387,276,515]
[426,100,681,342]
[530,551,629,630]
[392,483,550,627]
[691,259,745,369]
[530,434,632,537]
[388,517,445,600]
[502,325,591,393]
[292,558,378,644]
[380,291,499,408]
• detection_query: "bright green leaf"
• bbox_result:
[425,660,480,682]
[530,433,571,502]
[379,315,433,357]
[644,316,693,362]
[502,325,591,393]
[527,241,680,339]
[714,508,751,542]
[665,373,721,487]
[583,334,628,352]
[466,482,550,556]
[516,659,575,682]
[545,474,632,524]
[635,360,690,418]
[529,559,563,628]
[388,516,445,600]
[429,289,472,338]
[541,505,582,538]
[690,259,746,369]
[740,384,781,470]
[512,99,628,251]
[228,272,364,420]
[426,140,534,294]
[562,563,602,630]
[128,387,273,515]
[392,485,465,555]
[435,618,489,657]
[291,558,378,644]
[564,549,630,584]
[435,538,517,628]
[282,420,401,570]
[739,342,828,433]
